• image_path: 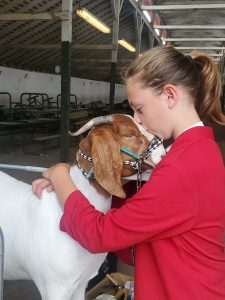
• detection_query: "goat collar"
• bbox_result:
[76,150,94,180]
[76,136,163,181]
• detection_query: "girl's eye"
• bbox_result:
[136,107,143,114]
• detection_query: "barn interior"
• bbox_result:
[0,1,225,299]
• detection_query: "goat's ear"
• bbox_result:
[90,131,126,199]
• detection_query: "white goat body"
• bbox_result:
[0,114,166,300]
[0,167,111,300]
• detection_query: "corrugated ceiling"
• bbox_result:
[0,0,224,83]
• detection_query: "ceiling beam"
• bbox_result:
[72,44,114,50]
[141,4,225,10]
[185,54,224,57]
[184,53,223,57]
[128,0,161,44]
[0,44,114,50]
[76,66,112,70]
[164,38,225,42]
[154,25,225,30]
[0,44,59,49]
[0,12,67,21]
[71,59,131,63]
[175,47,225,50]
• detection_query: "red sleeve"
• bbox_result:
[60,162,199,254]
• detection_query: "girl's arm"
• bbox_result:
[32,163,77,209]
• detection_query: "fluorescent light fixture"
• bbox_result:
[76,8,111,33]
[118,39,136,52]
[143,10,151,22]
[154,28,160,36]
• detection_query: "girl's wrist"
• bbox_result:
[51,164,70,182]
[50,164,77,207]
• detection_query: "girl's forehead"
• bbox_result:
[126,80,143,93]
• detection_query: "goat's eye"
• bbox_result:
[124,132,136,138]
[125,134,133,138]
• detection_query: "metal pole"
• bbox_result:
[141,4,225,10]
[60,0,72,162]
[129,0,161,44]
[109,62,117,112]
[109,0,122,112]
[148,30,155,49]
[134,12,143,56]
[0,228,4,300]
[0,164,46,172]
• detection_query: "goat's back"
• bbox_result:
[0,170,108,297]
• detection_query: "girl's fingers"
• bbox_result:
[32,178,53,199]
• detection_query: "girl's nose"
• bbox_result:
[134,111,141,124]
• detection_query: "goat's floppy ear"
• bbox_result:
[90,130,126,199]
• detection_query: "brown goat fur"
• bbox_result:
[76,114,152,198]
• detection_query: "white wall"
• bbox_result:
[0,66,127,107]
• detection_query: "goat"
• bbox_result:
[0,114,166,300]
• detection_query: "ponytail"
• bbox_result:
[191,51,225,125]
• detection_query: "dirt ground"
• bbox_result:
[1,123,225,299]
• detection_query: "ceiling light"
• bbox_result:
[118,39,136,52]
[76,8,111,34]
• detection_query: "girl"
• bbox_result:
[33,47,225,300]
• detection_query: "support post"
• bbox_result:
[60,0,72,162]
[109,0,123,112]
[0,228,4,300]
[134,11,143,56]
[148,30,155,49]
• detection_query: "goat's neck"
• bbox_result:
[69,165,112,213]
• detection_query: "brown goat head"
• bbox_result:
[75,114,161,198]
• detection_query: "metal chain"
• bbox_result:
[132,156,145,266]
[136,158,143,192]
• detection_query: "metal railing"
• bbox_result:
[0,227,4,300]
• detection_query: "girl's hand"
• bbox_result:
[42,163,71,181]
[32,163,71,199]
[32,178,54,199]
[32,163,76,208]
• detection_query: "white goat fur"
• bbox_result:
[0,167,111,299]
[0,116,166,300]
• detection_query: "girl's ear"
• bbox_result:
[162,84,178,108]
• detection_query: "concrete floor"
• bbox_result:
[4,281,41,300]
[0,123,224,299]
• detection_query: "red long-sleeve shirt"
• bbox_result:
[60,127,225,300]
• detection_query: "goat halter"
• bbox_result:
[76,136,163,183]
[122,136,163,170]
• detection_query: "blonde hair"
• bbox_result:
[123,47,225,125]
